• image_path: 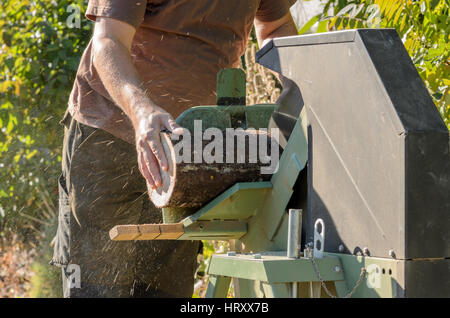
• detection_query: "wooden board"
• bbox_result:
[109,224,140,241]
[109,223,184,241]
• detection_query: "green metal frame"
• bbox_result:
[205,251,401,298]
[207,253,345,283]
[176,104,276,131]
[327,253,403,298]
[182,182,272,225]
[155,69,399,298]
[167,114,308,242]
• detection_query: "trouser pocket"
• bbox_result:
[50,173,71,267]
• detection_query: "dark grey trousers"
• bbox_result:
[50,112,199,297]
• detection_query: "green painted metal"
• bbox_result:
[260,117,308,240]
[334,281,350,298]
[216,68,246,105]
[173,182,271,240]
[181,182,272,227]
[326,252,401,298]
[175,104,275,131]
[261,282,290,298]
[205,251,401,298]
[178,220,247,240]
[207,253,345,283]
[205,275,231,298]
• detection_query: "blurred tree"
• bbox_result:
[0,0,92,242]
[299,0,449,128]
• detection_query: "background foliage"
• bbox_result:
[0,0,91,241]
[1,0,91,297]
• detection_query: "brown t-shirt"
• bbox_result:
[68,0,296,144]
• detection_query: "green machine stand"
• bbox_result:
[111,67,400,298]
[111,29,450,298]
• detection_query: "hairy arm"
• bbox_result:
[91,17,181,189]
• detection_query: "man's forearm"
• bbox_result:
[89,17,182,188]
[263,18,297,43]
[92,36,157,127]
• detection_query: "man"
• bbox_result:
[51,0,298,297]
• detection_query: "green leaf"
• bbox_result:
[6,112,17,133]
[317,20,329,33]
[298,14,320,35]
[393,5,404,25]
[328,17,338,30]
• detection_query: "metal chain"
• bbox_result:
[307,247,367,298]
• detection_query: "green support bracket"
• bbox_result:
[207,253,345,284]
[216,68,246,106]
[179,220,247,240]
[175,105,276,131]
[165,182,271,240]
[326,252,402,298]
[182,182,272,227]
[258,117,308,241]
[205,251,402,298]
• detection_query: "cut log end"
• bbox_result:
[150,133,177,208]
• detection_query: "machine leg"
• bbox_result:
[205,275,231,298]
[309,282,321,298]
[232,278,241,298]
[261,282,290,298]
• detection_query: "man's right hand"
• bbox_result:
[133,107,184,189]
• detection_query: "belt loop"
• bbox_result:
[60,109,72,128]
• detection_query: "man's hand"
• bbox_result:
[91,17,179,189]
[133,106,183,189]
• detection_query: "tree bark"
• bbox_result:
[149,130,280,208]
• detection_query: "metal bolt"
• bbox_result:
[253,253,261,259]
[388,249,396,258]
[338,244,344,253]
[333,265,341,273]
[227,251,236,256]
[363,247,369,256]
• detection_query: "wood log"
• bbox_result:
[149,129,281,208]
